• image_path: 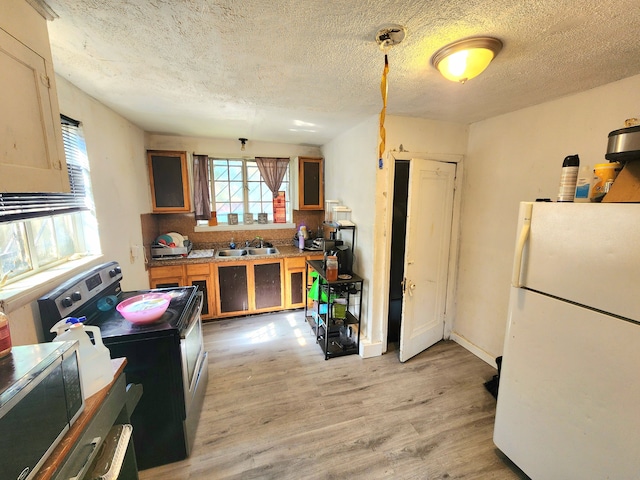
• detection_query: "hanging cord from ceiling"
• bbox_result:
[378,54,389,170]
[375,25,405,170]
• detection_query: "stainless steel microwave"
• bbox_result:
[0,341,84,480]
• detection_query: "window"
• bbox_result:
[0,116,99,286]
[209,158,290,223]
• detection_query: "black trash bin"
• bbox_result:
[484,356,503,399]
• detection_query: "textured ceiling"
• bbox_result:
[46,0,640,146]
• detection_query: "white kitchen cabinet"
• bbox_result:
[0,0,68,193]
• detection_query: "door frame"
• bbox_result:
[380,152,464,354]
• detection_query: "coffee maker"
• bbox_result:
[323,239,353,275]
[334,244,353,275]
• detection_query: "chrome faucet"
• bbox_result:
[245,236,264,248]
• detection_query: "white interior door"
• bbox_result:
[399,159,456,362]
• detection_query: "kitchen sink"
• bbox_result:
[215,249,248,257]
[247,247,279,255]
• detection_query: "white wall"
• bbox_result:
[321,116,378,348]
[56,76,150,291]
[454,73,640,362]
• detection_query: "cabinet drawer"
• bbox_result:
[149,265,184,279]
[186,263,210,275]
[285,257,306,270]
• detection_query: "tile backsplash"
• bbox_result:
[141,210,323,252]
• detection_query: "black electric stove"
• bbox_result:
[37,261,208,470]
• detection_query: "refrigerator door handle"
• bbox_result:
[511,202,533,287]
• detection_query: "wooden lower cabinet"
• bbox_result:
[149,264,216,320]
[253,260,284,311]
[186,263,216,320]
[149,265,184,289]
[150,255,318,321]
[285,255,323,309]
[214,259,284,318]
[284,257,305,309]
[215,262,250,317]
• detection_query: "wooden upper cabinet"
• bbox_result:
[0,25,68,193]
[148,150,192,213]
[293,157,324,210]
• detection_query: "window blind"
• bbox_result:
[0,115,89,222]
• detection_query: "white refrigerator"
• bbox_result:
[494,201,640,480]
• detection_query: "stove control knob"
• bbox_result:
[71,291,82,301]
[61,297,73,308]
[109,267,122,278]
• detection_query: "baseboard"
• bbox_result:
[450,333,498,368]
[359,339,383,358]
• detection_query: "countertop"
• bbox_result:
[148,245,324,267]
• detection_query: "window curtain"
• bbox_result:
[193,154,211,220]
[255,157,290,198]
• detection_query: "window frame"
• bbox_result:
[205,157,292,227]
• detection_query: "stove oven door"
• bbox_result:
[181,291,206,414]
[180,291,208,455]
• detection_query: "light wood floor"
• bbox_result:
[140,310,529,480]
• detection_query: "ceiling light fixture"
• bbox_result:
[239,138,247,151]
[431,37,502,84]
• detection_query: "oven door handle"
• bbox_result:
[182,291,203,339]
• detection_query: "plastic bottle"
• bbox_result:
[591,162,622,202]
[298,227,305,249]
[557,154,580,202]
[51,316,113,398]
[0,312,12,358]
[326,256,338,282]
[574,164,591,202]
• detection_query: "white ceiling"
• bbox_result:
[46,0,640,147]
